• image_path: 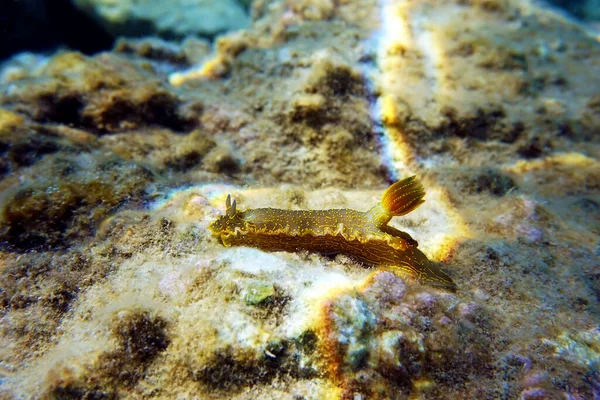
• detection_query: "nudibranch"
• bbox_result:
[208,176,456,290]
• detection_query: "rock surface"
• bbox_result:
[0,0,599,398]
[71,0,250,38]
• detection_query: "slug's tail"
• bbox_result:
[384,248,457,291]
[381,176,425,216]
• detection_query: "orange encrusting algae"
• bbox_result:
[208,176,456,290]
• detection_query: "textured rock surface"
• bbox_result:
[0,0,599,398]
[71,0,250,38]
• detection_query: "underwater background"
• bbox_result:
[0,0,599,398]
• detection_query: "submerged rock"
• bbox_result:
[70,0,250,39]
[318,272,493,398]
[0,0,599,398]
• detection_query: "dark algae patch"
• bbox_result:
[0,158,154,251]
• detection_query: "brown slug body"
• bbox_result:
[209,176,456,290]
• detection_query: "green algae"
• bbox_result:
[243,282,275,306]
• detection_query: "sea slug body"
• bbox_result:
[209,176,456,290]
